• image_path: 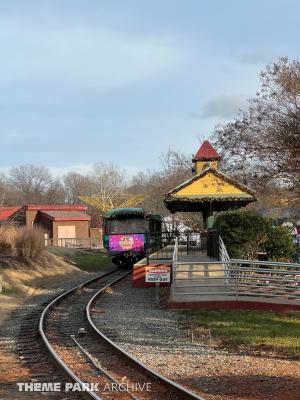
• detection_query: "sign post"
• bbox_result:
[155,282,160,307]
[145,266,171,307]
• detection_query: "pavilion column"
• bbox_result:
[202,203,214,229]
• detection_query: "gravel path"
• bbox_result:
[93,276,300,400]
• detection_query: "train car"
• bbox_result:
[103,208,162,267]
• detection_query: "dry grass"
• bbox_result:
[0,225,45,259]
[15,226,45,259]
[0,226,18,255]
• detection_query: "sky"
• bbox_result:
[0,0,300,177]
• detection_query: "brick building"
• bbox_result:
[0,205,100,245]
[24,205,90,239]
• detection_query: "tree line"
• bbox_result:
[0,151,200,227]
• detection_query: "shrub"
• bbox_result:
[15,226,45,259]
[265,226,294,261]
[0,240,13,255]
[214,209,293,260]
[0,226,18,255]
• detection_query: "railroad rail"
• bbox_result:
[38,268,204,400]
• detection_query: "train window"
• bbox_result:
[105,218,146,234]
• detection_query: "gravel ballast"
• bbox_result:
[93,275,300,400]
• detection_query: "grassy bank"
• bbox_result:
[49,247,112,272]
[189,310,300,356]
[1,287,21,296]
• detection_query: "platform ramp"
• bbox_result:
[171,261,235,302]
[170,237,300,306]
[171,259,300,305]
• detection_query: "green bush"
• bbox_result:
[265,226,294,261]
[214,209,293,260]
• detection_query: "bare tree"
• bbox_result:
[129,170,167,217]
[9,165,65,204]
[212,57,300,202]
[129,150,204,230]
[89,162,127,210]
[63,172,93,204]
[0,172,8,206]
[46,178,66,203]
[160,149,192,179]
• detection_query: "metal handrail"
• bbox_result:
[231,259,300,267]
[173,260,300,267]
[219,236,230,283]
[171,236,179,299]
[172,258,300,303]
[173,236,179,263]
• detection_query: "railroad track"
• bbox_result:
[38,268,204,400]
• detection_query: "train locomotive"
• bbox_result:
[103,208,162,267]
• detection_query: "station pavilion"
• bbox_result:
[133,141,257,289]
[164,140,256,228]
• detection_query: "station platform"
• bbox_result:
[133,244,300,312]
[133,245,223,293]
[169,257,300,311]
[145,244,230,302]
[148,245,207,264]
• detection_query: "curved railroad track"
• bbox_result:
[38,268,204,400]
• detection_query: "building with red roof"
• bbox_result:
[0,204,98,245]
[0,207,21,223]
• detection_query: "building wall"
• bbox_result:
[195,160,219,174]
[36,213,53,237]
[52,220,89,239]
[176,172,246,197]
[25,205,88,227]
[89,228,103,247]
[25,210,38,226]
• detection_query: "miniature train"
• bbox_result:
[103,208,162,267]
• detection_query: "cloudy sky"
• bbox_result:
[0,0,299,176]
